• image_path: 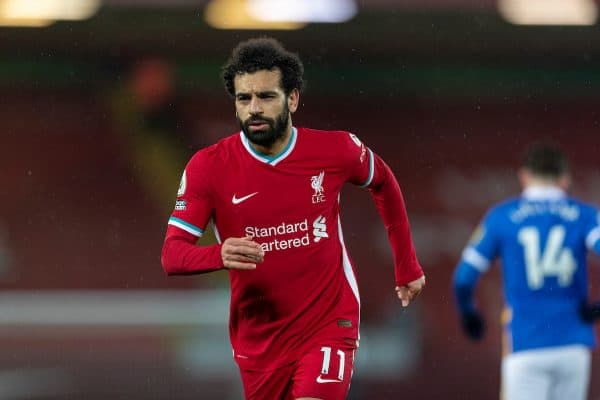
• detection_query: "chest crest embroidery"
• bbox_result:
[311,171,326,204]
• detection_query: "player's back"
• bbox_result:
[490,187,597,352]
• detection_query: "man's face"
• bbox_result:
[233,69,297,148]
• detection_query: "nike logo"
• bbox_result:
[232,192,258,205]
[316,375,342,384]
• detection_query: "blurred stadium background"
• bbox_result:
[1,0,600,398]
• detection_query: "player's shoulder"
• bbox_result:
[483,196,521,222]
[566,196,600,218]
[298,127,360,145]
[188,131,239,168]
[298,127,366,162]
[566,195,598,209]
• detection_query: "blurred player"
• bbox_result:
[453,143,600,400]
[160,37,425,400]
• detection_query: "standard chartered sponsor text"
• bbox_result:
[245,219,311,252]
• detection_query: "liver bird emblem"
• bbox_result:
[311,171,325,195]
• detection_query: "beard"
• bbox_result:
[239,104,290,148]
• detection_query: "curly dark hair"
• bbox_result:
[522,142,569,178]
[221,37,305,97]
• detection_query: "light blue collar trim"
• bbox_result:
[239,127,297,166]
[522,186,566,200]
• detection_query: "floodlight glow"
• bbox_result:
[0,0,99,26]
[205,0,305,30]
[248,0,357,23]
[0,17,53,27]
[498,0,597,25]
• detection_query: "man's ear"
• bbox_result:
[558,174,571,191]
[288,88,299,113]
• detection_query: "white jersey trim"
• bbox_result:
[213,223,222,244]
[337,213,360,307]
[168,217,203,237]
[586,226,600,250]
[462,247,491,272]
[522,186,566,200]
[359,148,374,188]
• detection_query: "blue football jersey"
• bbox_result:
[454,186,600,353]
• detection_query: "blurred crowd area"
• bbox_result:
[1,3,600,398]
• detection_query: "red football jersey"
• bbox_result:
[162,127,423,371]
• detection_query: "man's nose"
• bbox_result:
[249,97,262,114]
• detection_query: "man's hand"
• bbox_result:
[221,236,264,270]
[580,302,600,323]
[460,311,485,340]
[395,275,426,307]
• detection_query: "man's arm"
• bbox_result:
[451,210,499,340]
[453,261,485,340]
[161,147,264,275]
[366,153,425,306]
[161,226,223,275]
[161,228,265,275]
[579,209,600,322]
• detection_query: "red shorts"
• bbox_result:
[239,340,356,400]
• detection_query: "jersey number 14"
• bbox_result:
[518,225,577,290]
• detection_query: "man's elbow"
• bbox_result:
[161,257,174,276]
[160,242,179,275]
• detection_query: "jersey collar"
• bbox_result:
[522,186,566,200]
[239,127,297,166]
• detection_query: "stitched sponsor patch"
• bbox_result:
[175,200,187,211]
